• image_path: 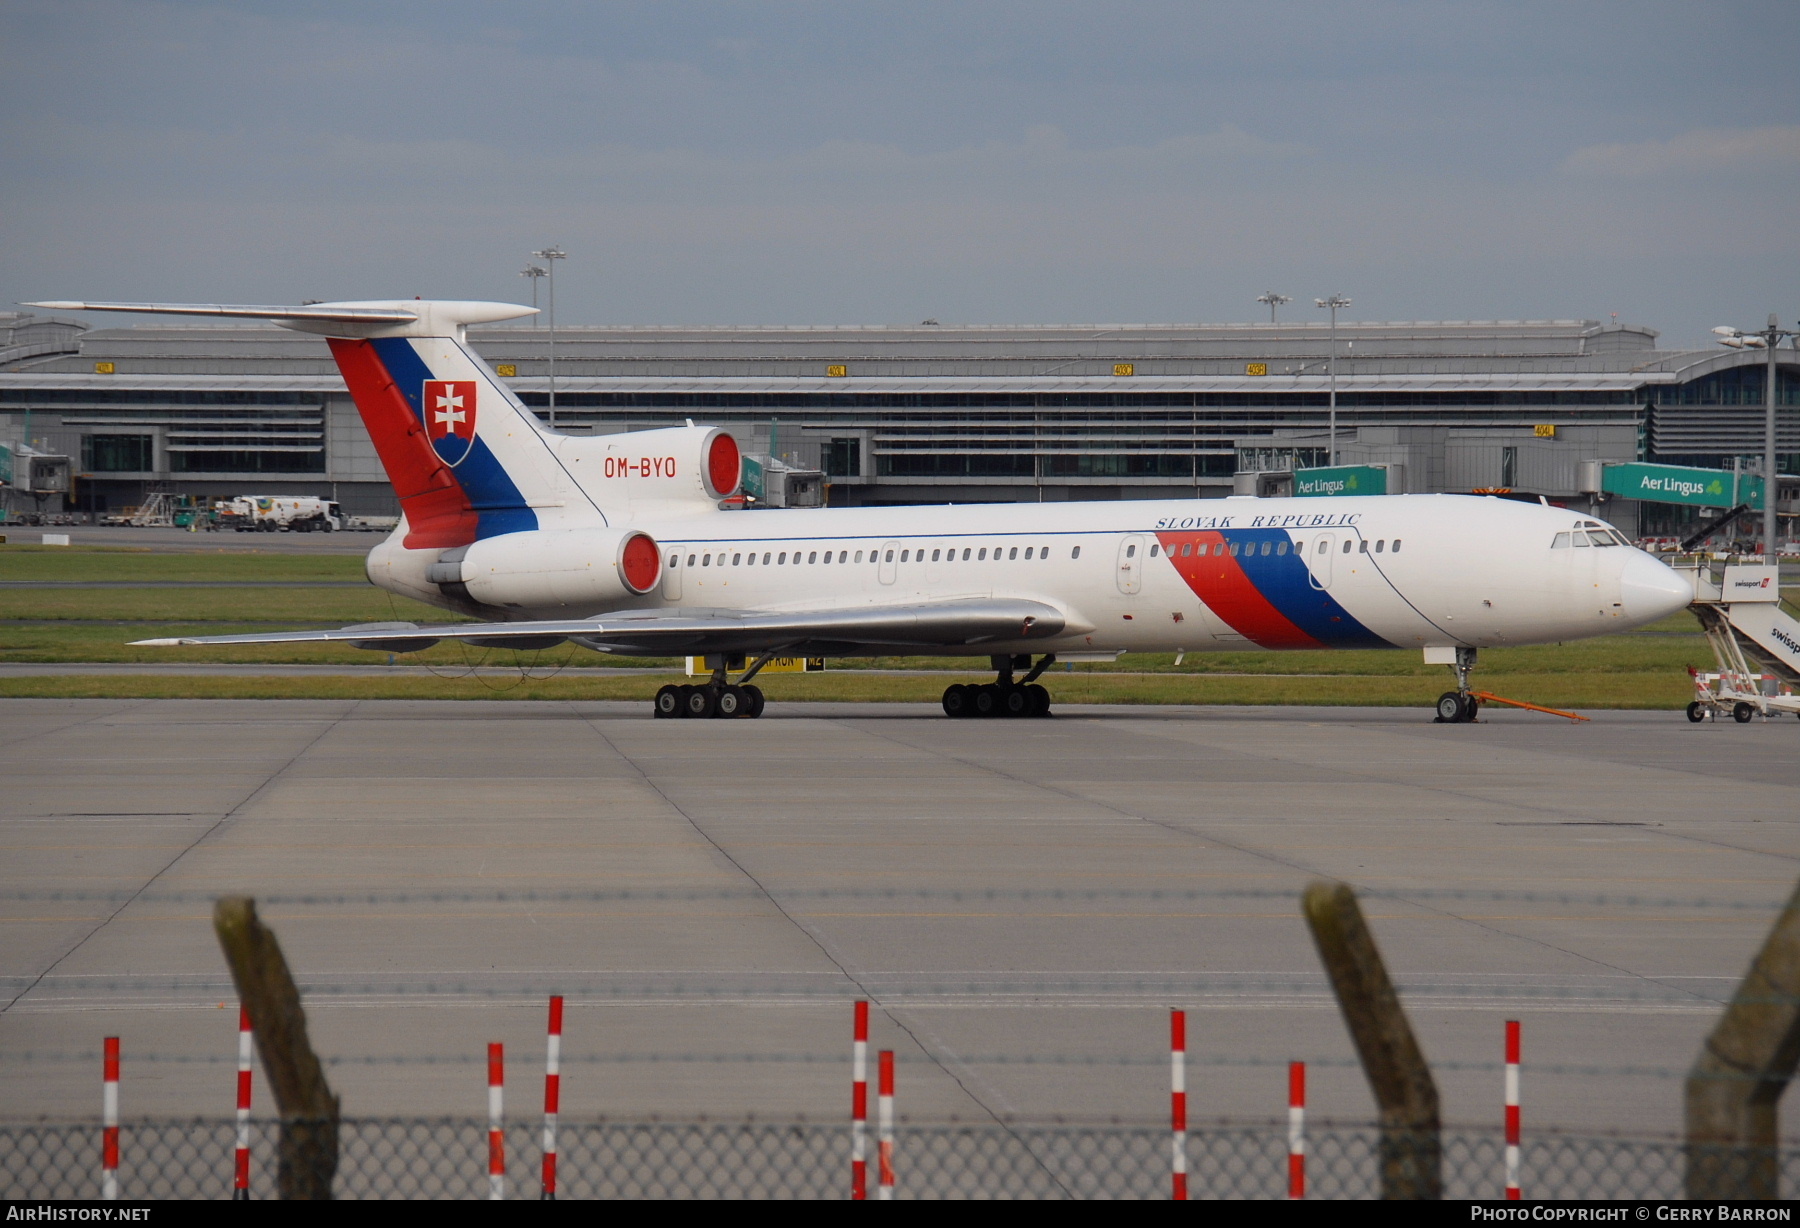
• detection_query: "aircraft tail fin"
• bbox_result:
[27,300,593,548]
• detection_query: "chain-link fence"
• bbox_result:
[6,1119,1793,1199]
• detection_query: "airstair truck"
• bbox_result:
[1678,558,1800,723]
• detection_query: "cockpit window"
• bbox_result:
[1551,532,1570,549]
[1586,531,1618,547]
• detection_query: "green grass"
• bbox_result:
[0,623,663,667]
[0,669,1691,708]
[0,544,369,581]
[0,587,455,623]
[0,543,1738,708]
[840,633,1714,679]
[0,619,1715,680]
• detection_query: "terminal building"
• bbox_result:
[0,311,1794,540]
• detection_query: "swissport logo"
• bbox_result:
[424,380,478,466]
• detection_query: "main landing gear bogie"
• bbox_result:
[942,655,1056,719]
[653,681,766,720]
[941,681,1051,719]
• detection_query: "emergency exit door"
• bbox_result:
[1116,535,1145,595]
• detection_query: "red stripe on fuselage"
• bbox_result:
[1156,530,1322,649]
[328,338,477,550]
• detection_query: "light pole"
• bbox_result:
[1315,295,1351,467]
[531,246,567,429]
[1257,292,1291,324]
[520,264,546,315]
[1712,314,1797,559]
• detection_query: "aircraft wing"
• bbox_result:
[130,598,1076,657]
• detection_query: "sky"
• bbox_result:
[2,1,1797,348]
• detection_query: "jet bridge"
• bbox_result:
[1676,558,1800,723]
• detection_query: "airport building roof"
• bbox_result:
[0,313,1792,514]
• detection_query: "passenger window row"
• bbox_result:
[1157,538,1401,559]
[664,534,1407,571]
[666,543,1075,568]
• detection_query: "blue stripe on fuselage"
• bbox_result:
[370,337,538,540]
[1220,528,1393,648]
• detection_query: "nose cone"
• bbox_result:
[1619,552,1692,625]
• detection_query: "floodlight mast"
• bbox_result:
[1257,292,1292,324]
[531,246,567,429]
[1714,314,1797,560]
[1315,295,1351,466]
[520,264,546,315]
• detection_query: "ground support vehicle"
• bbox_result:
[1677,556,1800,724]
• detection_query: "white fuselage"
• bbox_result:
[368,492,1691,658]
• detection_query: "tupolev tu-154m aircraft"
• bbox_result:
[31,299,1695,722]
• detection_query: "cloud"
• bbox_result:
[1562,125,1800,178]
[4,2,1798,339]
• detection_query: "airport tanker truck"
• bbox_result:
[216,495,342,533]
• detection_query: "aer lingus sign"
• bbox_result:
[1294,465,1394,497]
[1598,462,1764,510]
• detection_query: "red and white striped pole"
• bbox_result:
[1170,1010,1187,1201]
[488,1042,505,1201]
[1505,1019,1521,1200]
[542,996,562,1201]
[851,1000,869,1200]
[234,1007,253,1199]
[101,1036,119,1200]
[877,1049,895,1201]
[1287,1060,1306,1200]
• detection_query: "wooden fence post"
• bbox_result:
[1302,880,1441,1199]
[213,895,339,1200]
[1686,878,1800,1200]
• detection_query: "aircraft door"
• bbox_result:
[1309,534,1334,589]
[1116,534,1145,595]
[662,547,683,601]
[878,540,899,585]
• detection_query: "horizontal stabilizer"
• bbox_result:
[131,598,1077,656]
[24,299,536,339]
[27,300,419,322]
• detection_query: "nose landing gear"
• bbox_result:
[943,654,1055,719]
[1435,646,1480,723]
[652,652,775,719]
[1435,690,1478,723]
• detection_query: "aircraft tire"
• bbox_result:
[653,685,682,719]
[1733,701,1756,724]
[942,684,972,718]
[716,686,745,718]
[1026,684,1051,717]
[1002,687,1032,718]
[1686,701,1707,723]
[1435,692,1465,723]
[973,684,1002,718]
[684,686,718,719]
[742,685,765,718]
